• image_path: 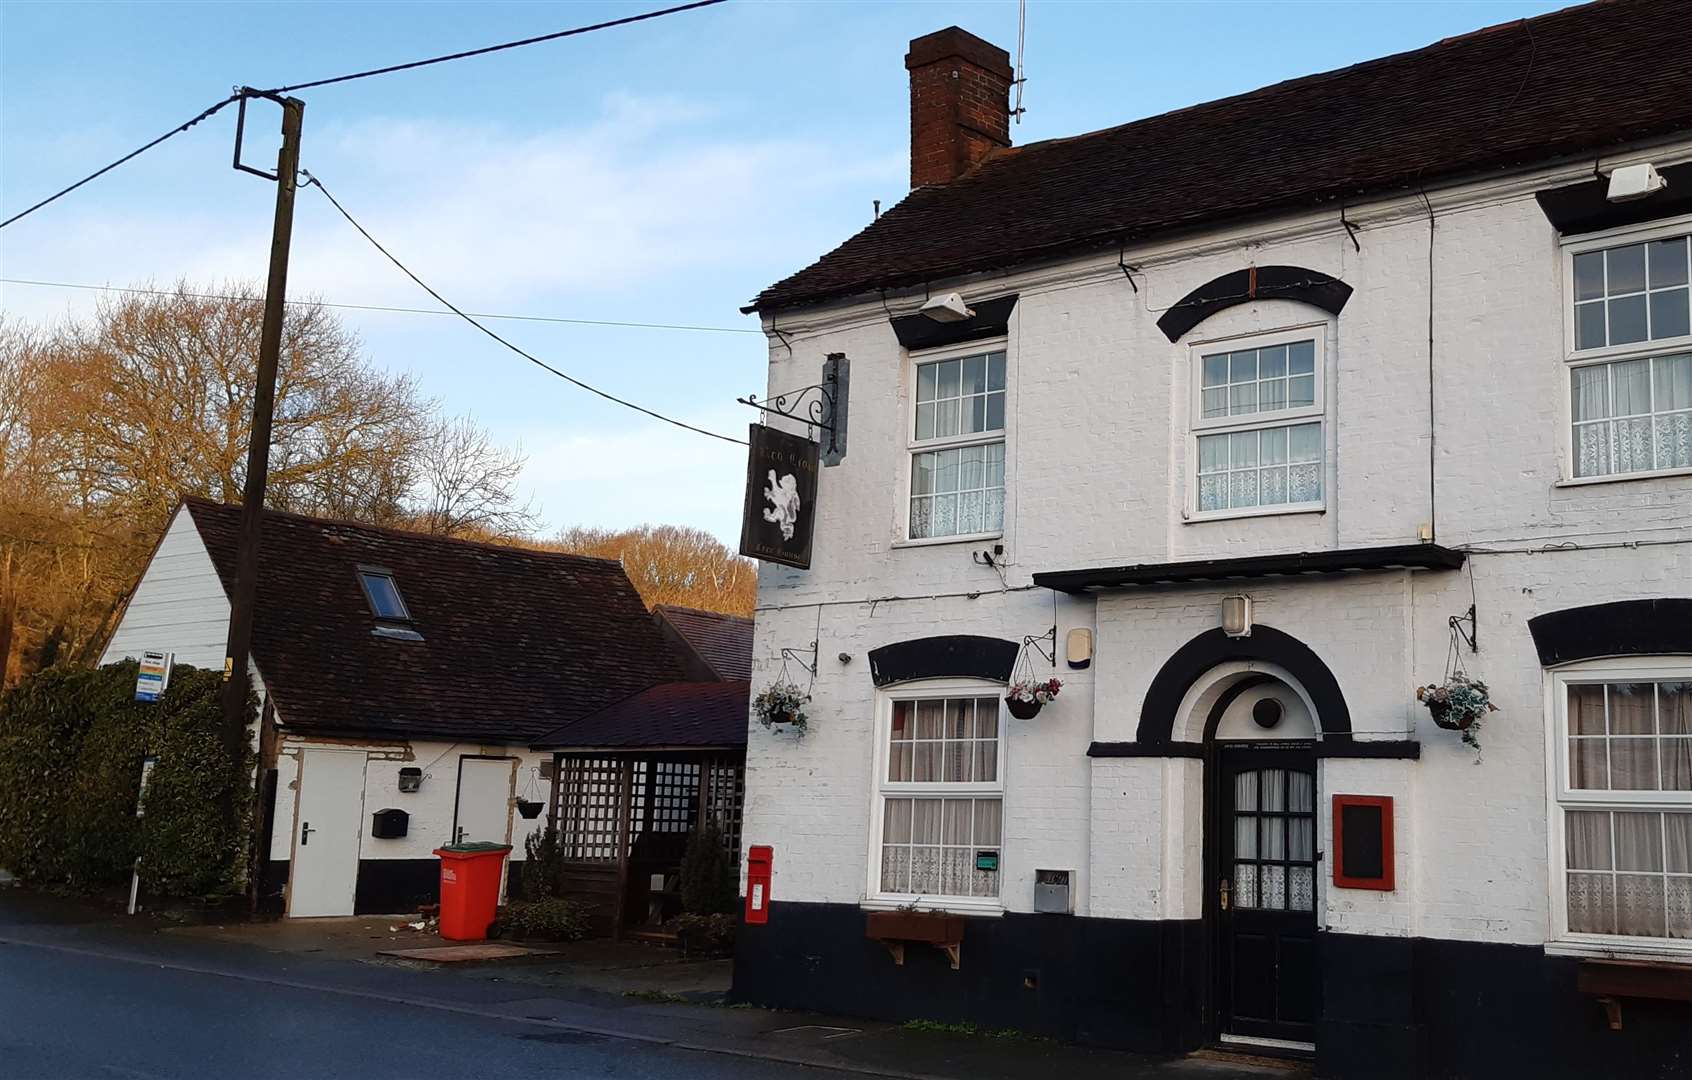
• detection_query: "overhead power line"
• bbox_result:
[302,171,747,448]
[0,94,240,231]
[0,1,730,230]
[262,0,729,94]
[0,278,759,335]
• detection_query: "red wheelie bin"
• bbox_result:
[433,842,511,941]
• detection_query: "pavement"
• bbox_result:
[0,888,1305,1080]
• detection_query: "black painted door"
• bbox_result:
[1216,747,1317,1044]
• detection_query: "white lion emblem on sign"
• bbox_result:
[762,470,802,541]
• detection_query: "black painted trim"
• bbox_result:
[1035,543,1465,593]
[258,859,289,917]
[1155,266,1352,342]
[1317,740,1420,760]
[1088,740,1205,758]
[889,295,1018,351]
[1201,674,1273,741]
[868,635,1018,687]
[734,901,1205,1053]
[1138,625,1352,744]
[1527,598,1692,667]
[1535,163,1692,237]
[353,858,441,915]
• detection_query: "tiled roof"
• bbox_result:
[652,605,753,681]
[750,0,1692,312]
[531,680,750,750]
[183,498,684,744]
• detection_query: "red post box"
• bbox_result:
[745,844,773,925]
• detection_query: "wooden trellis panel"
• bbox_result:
[557,756,622,862]
[702,756,746,855]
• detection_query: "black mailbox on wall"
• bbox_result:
[371,808,409,839]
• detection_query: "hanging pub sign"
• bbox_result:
[739,423,819,570]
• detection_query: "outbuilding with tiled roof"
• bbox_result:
[101,498,686,919]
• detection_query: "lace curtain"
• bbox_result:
[1566,810,1692,938]
[1565,680,1692,938]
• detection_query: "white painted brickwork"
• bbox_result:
[270,739,548,865]
[743,151,1692,947]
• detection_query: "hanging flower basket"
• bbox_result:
[1416,674,1497,750]
[515,799,544,820]
[1005,677,1061,720]
[754,680,810,731]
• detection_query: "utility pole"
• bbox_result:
[220,92,303,900]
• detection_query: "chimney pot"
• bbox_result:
[905,26,1012,188]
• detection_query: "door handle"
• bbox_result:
[301,821,315,846]
[1219,877,1230,912]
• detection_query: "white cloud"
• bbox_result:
[0,91,888,536]
[2,92,902,318]
[515,403,748,543]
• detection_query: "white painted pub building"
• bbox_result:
[732,4,1692,1076]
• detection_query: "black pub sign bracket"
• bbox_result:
[737,354,849,466]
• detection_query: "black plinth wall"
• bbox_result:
[732,902,1203,1052]
[734,903,1692,1078]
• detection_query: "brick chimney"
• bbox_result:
[905,27,1013,188]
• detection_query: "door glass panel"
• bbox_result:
[1235,815,1257,858]
[1235,770,1257,811]
[1230,764,1316,912]
[1290,866,1314,911]
[1288,771,1314,813]
[1234,863,1257,909]
[1290,817,1315,861]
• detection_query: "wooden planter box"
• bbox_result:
[865,910,966,969]
[1578,959,1692,1030]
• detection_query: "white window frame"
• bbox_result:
[864,678,1007,914]
[1559,215,1692,487]
[898,340,1009,547]
[1543,656,1692,962]
[1186,323,1329,522]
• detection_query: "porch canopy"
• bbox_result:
[531,680,749,937]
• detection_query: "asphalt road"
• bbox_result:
[0,941,833,1080]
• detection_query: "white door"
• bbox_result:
[453,756,514,846]
[289,749,368,917]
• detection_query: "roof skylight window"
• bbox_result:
[357,567,411,622]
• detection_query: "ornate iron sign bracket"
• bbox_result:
[738,353,848,464]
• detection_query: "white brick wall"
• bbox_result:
[270,738,550,865]
[741,148,1692,947]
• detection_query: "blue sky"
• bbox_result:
[0,0,1567,541]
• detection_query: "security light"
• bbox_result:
[919,292,975,322]
[1222,595,1253,638]
[1607,163,1667,203]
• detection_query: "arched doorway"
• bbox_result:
[1174,657,1326,1052]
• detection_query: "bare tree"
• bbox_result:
[0,322,133,682]
[411,415,538,539]
[38,281,427,533]
[551,524,755,615]
[0,283,528,682]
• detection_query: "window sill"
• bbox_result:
[891,531,1003,550]
[860,896,1004,918]
[1184,503,1326,524]
[1545,939,1692,965]
[1555,466,1692,488]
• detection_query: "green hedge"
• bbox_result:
[0,660,254,898]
